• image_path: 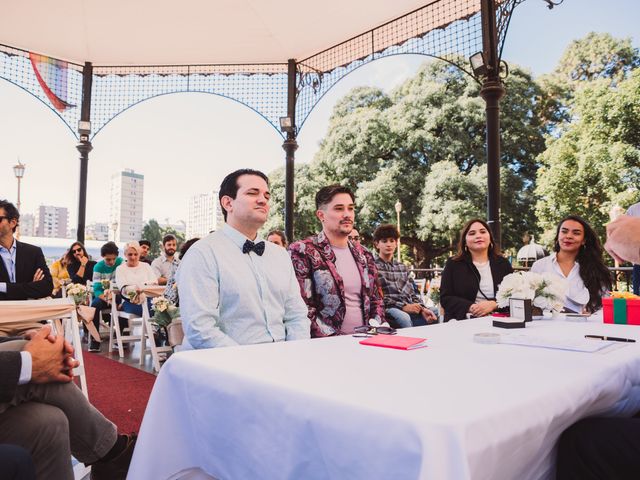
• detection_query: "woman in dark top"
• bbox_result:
[440,218,513,321]
[66,241,96,285]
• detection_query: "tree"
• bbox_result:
[142,219,163,258]
[555,32,639,84]
[267,59,549,265]
[141,219,186,258]
[535,70,640,246]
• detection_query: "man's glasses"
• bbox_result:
[352,325,397,338]
[349,235,360,241]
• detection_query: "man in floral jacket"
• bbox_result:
[289,185,385,337]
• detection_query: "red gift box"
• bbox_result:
[603,297,640,325]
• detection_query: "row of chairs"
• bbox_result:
[61,282,171,373]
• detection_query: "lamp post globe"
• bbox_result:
[12,161,26,239]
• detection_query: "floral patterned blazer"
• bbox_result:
[289,231,385,337]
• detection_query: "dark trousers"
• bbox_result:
[557,417,640,480]
[633,264,640,295]
[0,444,36,480]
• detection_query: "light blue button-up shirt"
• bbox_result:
[0,238,17,293]
[177,224,310,349]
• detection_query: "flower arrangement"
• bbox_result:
[151,296,180,328]
[100,278,111,291]
[497,271,567,313]
[66,283,88,306]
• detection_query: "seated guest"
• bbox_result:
[49,252,70,297]
[373,224,436,328]
[88,242,124,352]
[138,240,152,265]
[289,185,384,337]
[531,215,611,313]
[115,242,157,317]
[151,234,178,286]
[0,199,53,333]
[266,230,287,248]
[556,215,640,480]
[177,169,309,349]
[0,326,136,479]
[348,227,361,245]
[164,237,199,306]
[66,241,96,286]
[440,218,513,321]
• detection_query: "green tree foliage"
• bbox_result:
[142,219,185,258]
[535,69,640,245]
[555,32,639,84]
[268,60,549,265]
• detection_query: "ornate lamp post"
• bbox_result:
[12,160,26,239]
[395,200,402,263]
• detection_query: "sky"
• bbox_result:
[0,0,638,230]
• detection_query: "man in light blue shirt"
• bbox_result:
[177,169,310,349]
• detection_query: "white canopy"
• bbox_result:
[0,0,479,66]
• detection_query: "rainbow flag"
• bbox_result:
[29,52,76,112]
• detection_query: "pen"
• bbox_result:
[585,335,636,343]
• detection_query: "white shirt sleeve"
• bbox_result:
[177,245,238,349]
[18,351,32,385]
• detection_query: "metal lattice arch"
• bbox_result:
[0,0,532,242]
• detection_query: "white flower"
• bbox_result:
[496,271,566,312]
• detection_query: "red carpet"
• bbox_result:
[81,353,156,434]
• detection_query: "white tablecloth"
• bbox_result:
[128,319,640,480]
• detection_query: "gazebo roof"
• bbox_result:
[0,0,479,66]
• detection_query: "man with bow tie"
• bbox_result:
[176,169,310,349]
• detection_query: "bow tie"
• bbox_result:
[242,240,265,256]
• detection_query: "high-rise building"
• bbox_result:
[110,169,144,242]
[35,205,68,238]
[19,213,35,237]
[186,191,222,239]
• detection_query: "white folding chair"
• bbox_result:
[140,299,173,373]
[0,298,88,397]
[108,300,144,358]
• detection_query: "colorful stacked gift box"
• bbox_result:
[603,292,640,325]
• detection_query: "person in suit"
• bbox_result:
[0,200,53,336]
[0,326,136,480]
[0,199,52,301]
[440,218,513,321]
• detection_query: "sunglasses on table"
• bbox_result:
[352,325,397,338]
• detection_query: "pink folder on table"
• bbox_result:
[359,334,428,350]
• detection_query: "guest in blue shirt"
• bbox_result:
[177,169,310,349]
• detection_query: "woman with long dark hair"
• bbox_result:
[66,241,96,285]
[440,218,513,321]
[531,215,611,313]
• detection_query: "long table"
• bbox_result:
[128,319,640,480]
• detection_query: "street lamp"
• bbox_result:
[13,160,26,239]
[111,221,119,242]
[395,200,402,263]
